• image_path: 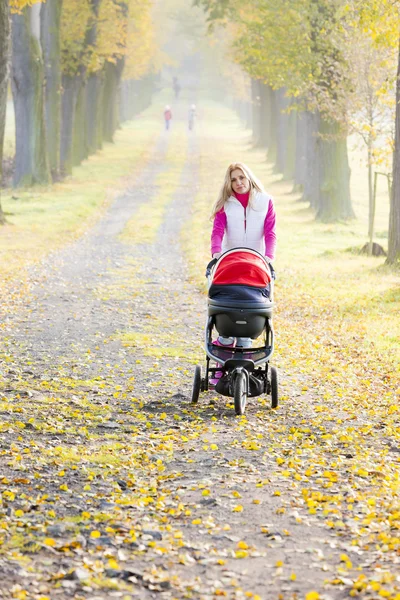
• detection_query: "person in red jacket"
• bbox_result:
[164,105,172,130]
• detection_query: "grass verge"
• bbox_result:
[181,99,400,380]
[0,106,163,289]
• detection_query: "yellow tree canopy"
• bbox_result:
[10,0,43,12]
[123,0,161,79]
[89,0,127,74]
[60,0,159,80]
[60,0,92,77]
[346,0,400,47]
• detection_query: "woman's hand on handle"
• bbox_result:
[205,257,219,278]
[266,258,276,280]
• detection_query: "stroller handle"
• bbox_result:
[205,257,218,278]
[205,256,276,280]
[269,262,276,280]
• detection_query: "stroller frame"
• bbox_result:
[191,248,278,415]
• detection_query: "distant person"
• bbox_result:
[173,76,181,99]
[164,105,172,130]
[188,104,196,131]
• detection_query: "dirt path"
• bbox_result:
[0,123,396,600]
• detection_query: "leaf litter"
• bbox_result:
[0,127,399,600]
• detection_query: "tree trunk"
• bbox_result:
[267,89,278,165]
[119,75,155,124]
[119,79,127,123]
[294,111,308,192]
[72,81,87,166]
[85,72,103,154]
[301,110,320,209]
[59,0,96,175]
[284,105,297,181]
[130,79,138,119]
[127,80,134,120]
[367,143,374,255]
[103,58,124,142]
[11,5,50,186]
[83,0,102,155]
[236,99,247,126]
[40,0,63,180]
[143,74,154,111]
[60,73,81,175]
[251,78,261,145]
[245,99,252,130]
[0,0,10,222]
[95,73,105,150]
[387,37,400,265]
[120,79,135,122]
[275,88,291,175]
[316,117,354,221]
[258,82,271,148]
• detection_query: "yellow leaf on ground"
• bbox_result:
[305,592,320,600]
[90,530,101,538]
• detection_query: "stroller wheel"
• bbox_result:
[234,371,247,416]
[270,366,278,408]
[191,365,202,404]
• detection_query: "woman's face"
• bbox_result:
[230,168,250,194]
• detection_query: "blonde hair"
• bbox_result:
[211,163,265,218]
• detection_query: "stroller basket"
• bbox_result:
[207,342,272,364]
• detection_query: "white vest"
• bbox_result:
[222,191,271,254]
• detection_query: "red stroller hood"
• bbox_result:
[212,249,271,287]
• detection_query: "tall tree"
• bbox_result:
[61,0,158,171]
[0,0,10,223]
[120,0,158,122]
[389,37,400,265]
[1,0,42,213]
[97,0,126,142]
[349,0,400,263]
[41,0,63,180]
[11,3,50,186]
[346,37,395,254]
[59,0,91,175]
[83,0,102,155]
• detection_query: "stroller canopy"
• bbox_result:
[208,248,273,338]
[212,249,271,287]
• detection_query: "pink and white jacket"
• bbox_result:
[211,191,276,260]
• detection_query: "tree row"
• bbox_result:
[197,0,400,264]
[0,0,157,201]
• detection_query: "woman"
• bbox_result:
[211,162,276,261]
[209,163,276,382]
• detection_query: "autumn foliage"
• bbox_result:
[2,0,159,187]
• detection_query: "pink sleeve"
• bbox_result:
[264,198,277,260]
[211,209,227,255]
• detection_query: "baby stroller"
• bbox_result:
[191,248,278,415]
